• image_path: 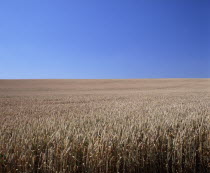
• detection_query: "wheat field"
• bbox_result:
[0,79,209,173]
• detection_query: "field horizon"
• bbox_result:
[0,79,209,173]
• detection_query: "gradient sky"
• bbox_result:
[0,0,209,79]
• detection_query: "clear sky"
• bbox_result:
[0,0,209,79]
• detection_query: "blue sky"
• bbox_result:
[0,0,209,79]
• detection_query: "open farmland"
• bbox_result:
[0,79,209,173]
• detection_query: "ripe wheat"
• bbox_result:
[0,79,209,173]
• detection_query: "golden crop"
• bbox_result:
[0,79,209,173]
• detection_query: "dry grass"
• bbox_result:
[0,79,209,173]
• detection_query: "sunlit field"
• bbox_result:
[0,79,209,173]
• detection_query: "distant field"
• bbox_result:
[0,79,209,173]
